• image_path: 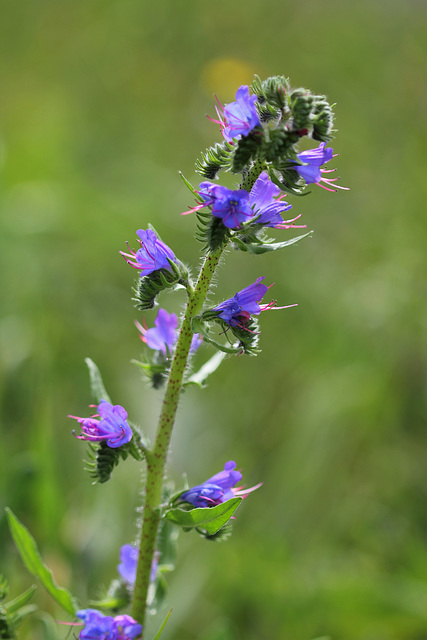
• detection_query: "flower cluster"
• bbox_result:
[76,609,141,640]
[135,308,202,357]
[184,171,303,231]
[69,401,132,448]
[179,461,261,508]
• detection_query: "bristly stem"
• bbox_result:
[130,248,223,632]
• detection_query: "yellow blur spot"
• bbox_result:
[201,58,256,102]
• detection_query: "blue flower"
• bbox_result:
[117,544,159,586]
[184,173,304,231]
[69,401,132,448]
[120,229,176,276]
[213,277,269,327]
[179,461,261,508]
[210,186,253,229]
[294,143,349,192]
[135,308,202,356]
[183,183,253,229]
[221,86,260,142]
[249,172,304,229]
[76,609,142,639]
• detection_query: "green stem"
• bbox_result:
[131,248,223,632]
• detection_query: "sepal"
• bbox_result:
[133,259,189,311]
[85,422,145,484]
[252,74,289,112]
[195,141,233,180]
[191,317,242,355]
[231,126,264,173]
[0,580,37,639]
[132,357,170,390]
[195,313,261,356]
[164,497,242,536]
[195,213,231,253]
[89,580,130,614]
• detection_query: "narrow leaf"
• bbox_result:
[152,609,173,640]
[5,508,78,616]
[5,585,37,613]
[164,497,242,535]
[185,351,227,388]
[85,358,112,404]
[234,232,311,254]
[178,171,198,197]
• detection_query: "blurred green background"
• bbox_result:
[1,0,427,638]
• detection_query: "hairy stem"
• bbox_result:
[131,248,223,632]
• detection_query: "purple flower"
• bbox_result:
[113,616,142,639]
[118,544,138,585]
[69,401,132,448]
[294,143,349,192]
[135,308,202,356]
[221,86,260,142]
[213,277,270,327]
[179,461,261,508]
[182,183,253,229]
[183,173,304,231]
[249,172,304,229]
[118,544,159,586]
[76,609,141,640]
[210,186,253,229]
[120,229,176,276]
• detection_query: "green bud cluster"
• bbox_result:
[133,260,189,311]
[196,74,335,195]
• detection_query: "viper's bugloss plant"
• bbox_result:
[5,74,347,640]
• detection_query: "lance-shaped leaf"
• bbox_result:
[164,497,242,536]
[85,357,112,404]
[152,609,173,640]
[233,231,311,254]
[184,351,227,389]
[5,509,78,616]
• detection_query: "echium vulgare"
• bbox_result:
[5,74,347,640]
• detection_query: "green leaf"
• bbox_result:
[5,585,37,614]
[178,171,198,197]
[152,609,173,640]
[85,357,112,404]
[233,232,311,254]
[164,497,242,536]
[5,508,78,616]
[185,351,227,388]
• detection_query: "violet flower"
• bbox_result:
[213,277,270,327]
[220,85,260,142]
[183,173,304,231]
[69,400,132,448]
[120,229,176,276]
[249,171,304,229]
[118,544,159,586]
[294,142,349,192]
[76,609,141,639]
[135,308,202,356]
[179,461,261,508]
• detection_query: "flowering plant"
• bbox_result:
[4,75,346,639]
